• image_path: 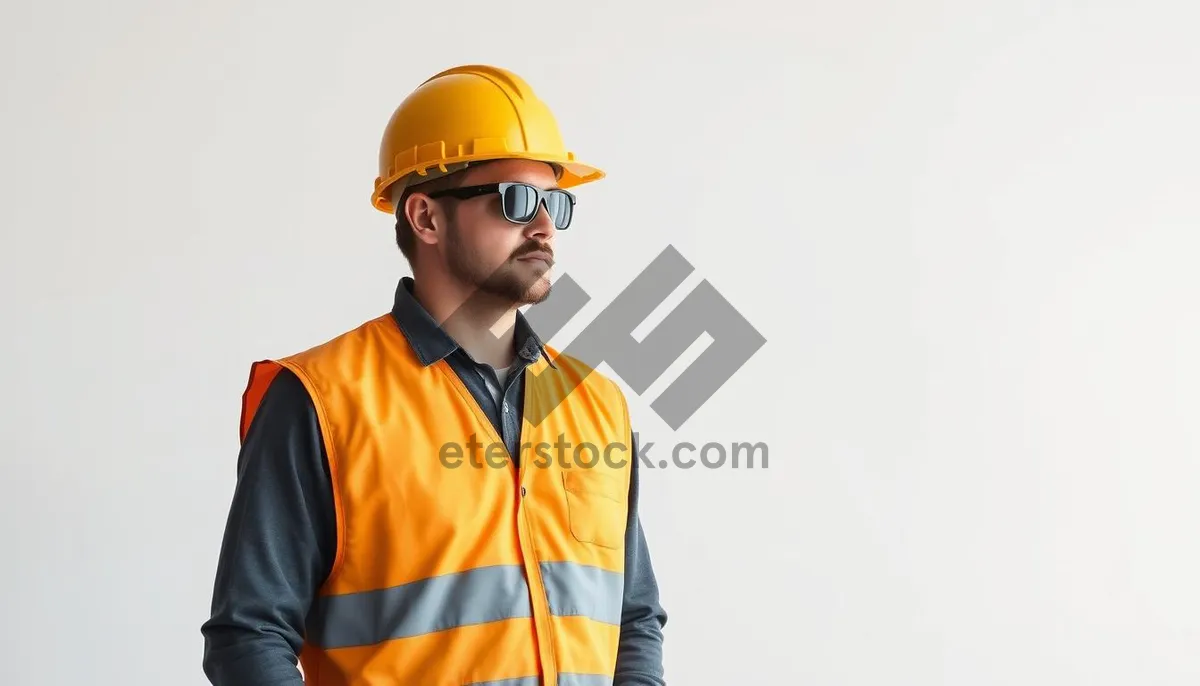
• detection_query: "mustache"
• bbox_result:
[511,241,554,261]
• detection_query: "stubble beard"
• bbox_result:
[445,222,552,306]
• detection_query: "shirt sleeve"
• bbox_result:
[200,368,337,686]
[614,431,669,685]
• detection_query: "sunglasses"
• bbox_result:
[426,182,576,230]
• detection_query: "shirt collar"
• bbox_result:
[390,276,556,369]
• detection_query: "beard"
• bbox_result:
[444,221,553,305]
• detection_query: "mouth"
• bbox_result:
[515,251,554,265]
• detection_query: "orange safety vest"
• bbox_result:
[239,312,632,686]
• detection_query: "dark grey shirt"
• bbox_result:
[201,277,667,685]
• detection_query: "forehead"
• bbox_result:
[463,159,560,187]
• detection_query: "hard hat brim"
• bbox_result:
[372,154,604,215]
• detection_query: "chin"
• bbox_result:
[519,277,552,305]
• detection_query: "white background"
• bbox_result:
[3,0,1199,684]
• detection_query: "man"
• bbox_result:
[201,64,667,686]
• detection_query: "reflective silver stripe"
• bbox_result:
[466,676,610,686]
[558,674,614,686]
[308,564,532,649]
[540,561,624,626]
[308,561,624,650]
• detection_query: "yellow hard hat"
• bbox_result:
[371,64,605,215]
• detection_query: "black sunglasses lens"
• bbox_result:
[501,184,539,223]
[545,190,573,229]
[498,183,573,229]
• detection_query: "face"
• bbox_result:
[433,159,561,305]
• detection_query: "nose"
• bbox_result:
[523,201,556,241]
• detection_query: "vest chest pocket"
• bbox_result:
[561,470,626,550]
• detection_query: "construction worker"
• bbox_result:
[200,65,667,686]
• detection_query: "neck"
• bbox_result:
[412,268,519,369]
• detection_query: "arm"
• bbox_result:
[615,431,668,685]
[201,369,336,686]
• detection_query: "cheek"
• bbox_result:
[456,206,523,257]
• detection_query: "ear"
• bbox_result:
[404,193,446,248]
